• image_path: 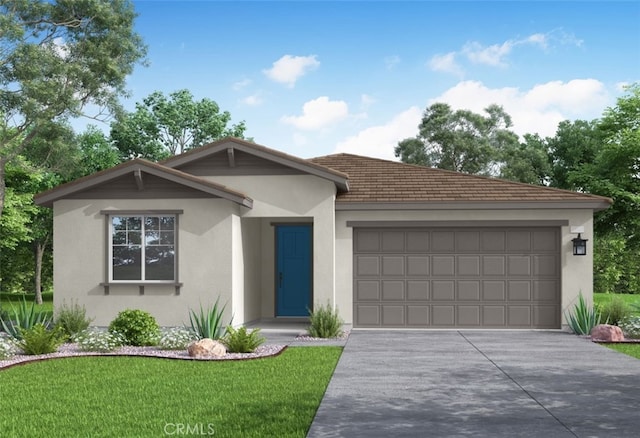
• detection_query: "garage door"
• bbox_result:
[353,228,560,328]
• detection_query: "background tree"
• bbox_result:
[110,89,246,160]
[0,0,147,221]
[395,103,520,176]
[498,133,551,185]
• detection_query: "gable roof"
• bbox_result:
[162,137,350,191]
[309,153,612,211]
[34,159,253,208]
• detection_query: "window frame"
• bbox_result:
[102,210,182,285]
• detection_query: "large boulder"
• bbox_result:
[590,324,625,342]
[187,338,227,358]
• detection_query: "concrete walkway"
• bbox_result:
[307,331,640,438]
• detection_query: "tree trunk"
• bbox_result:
[34,240,46,305]
[0,157,6,222]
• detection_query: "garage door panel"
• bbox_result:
[355,231,380,252]
[354,228,560,328]
[407,256,429,276]
[483,306,506,326]
[355,281,380,300]
[534,280,558,301]
[458,306,481,326]
[508,281,531,301]
[356,256,379,276]
[432,306,455,326]
[355,305,380,326]
[432,256,455,275]
[482,231,506,251]
[483,256,506,275]
[432,281,455,300]
[382,305,405,326]
[382,256,404,276]
[407,281,429,300]
[382,231,405,252]
[508,230,532,251]
[456,231,480,252]
[508,306,532,326]
[458,281,480,300]
[382,281,404,300]
[534,305,559,327]
[534,255,558,276]
[407,231,429,252]
[458,256,480,275]
[407,306,429,326]
[483,281,506,300]
[508,256,531,276]
[432,231,455,252]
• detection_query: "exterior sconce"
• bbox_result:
[572,233,588,256]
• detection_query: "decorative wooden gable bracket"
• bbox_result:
[227,147,236,167]
[134,169,144,191]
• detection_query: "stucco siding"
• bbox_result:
[53,198,239,326]
[335,209,594,327]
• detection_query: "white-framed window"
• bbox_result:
[109,214,176,282]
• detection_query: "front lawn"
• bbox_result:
[0,347,341,437]
[594,293,640,315]
[604,343,640,360]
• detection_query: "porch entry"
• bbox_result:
[275,224,312,317]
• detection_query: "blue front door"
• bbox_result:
[276,225,312,317]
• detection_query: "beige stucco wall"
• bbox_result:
[335,208,595,328]
[52,198,240,326]
[210,175,337,319]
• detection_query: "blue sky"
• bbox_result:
[93,1,639,160]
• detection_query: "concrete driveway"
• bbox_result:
[307,331,640,438]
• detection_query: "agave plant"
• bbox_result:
[187,298,231,340]
[0,297,51,340]
[565,293,601,335]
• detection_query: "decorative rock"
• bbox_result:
[590,324,625,342]
[187,338,227,358]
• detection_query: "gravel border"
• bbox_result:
[295,330,350,342]
[0,343,287,371]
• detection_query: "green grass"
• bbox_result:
[0,292,53,321]
[594,293,640,315]
[0,347,341,437]
[603,343,640,360]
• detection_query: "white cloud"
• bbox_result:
[241,94,263,106]
[430,79,610,138]
[429,52,463,76]
[462,40,515,67]
[281,97,349,130]
[384,55,400,70]
[263,55,319,87]
[334,106,422,161]
[233,78,252,91]
[360,94,376,110]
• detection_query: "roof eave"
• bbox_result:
[334,200,612,211]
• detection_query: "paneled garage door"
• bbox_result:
[353,228,560,328]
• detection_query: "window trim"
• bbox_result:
[101,210,182,293]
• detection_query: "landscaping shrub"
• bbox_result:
[308,302,343,338]
[54,300,94,338]
[73,329,125,352]
[599,296,631,326]
[0,297,51,340]
[0,334,17,359]
[158,327,197,350]
[223,326,265,353]
[17,323,66,355]
[108,309,159,346]
[619,316,640,339]
[565,293,601,335]
[188,298,230,340]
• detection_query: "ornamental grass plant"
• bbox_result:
[565,293,601,335]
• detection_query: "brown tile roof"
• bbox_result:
[309,153,612,207]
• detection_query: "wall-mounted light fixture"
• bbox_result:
[572,233,588,256]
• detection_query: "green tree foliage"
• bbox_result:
[74,125,121,176]
[395,103,521,176]
[0,0,147,221]
[499,133,551,185]
[110,89,246,160]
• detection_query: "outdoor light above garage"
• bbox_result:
[572,234,588,256]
